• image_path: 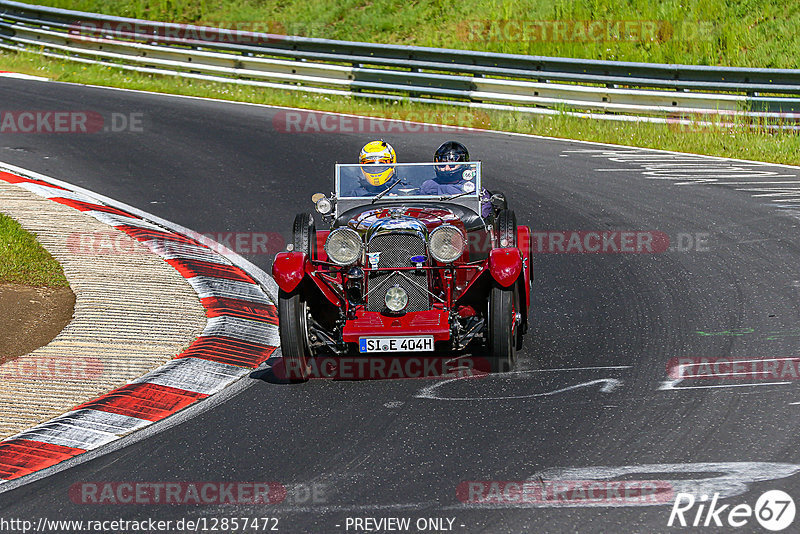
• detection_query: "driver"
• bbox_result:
[420,141,493,218]
[344,140,398,197]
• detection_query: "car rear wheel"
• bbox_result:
[292,213,316,259]
[278,289,311,382]
[488,285,518,373]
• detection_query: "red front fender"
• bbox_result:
[272,251,308,293]
[489,248,522,287]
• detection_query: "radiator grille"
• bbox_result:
[366,233,429,313]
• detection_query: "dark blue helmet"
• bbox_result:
[433,141,470,183]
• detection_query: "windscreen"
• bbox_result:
[336,162,481,201]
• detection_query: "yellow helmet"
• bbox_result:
[359,140,396,187]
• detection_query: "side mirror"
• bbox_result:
[312,193,333,215]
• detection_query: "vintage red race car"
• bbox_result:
[271,161,532,380]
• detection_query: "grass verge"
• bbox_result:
[0,212,70,287]
[28,0,800,68]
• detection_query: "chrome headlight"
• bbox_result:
[324,228,362,265]
[429,225,466,263]
[385,285,408,312]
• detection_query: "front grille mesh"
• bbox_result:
[367,233,429,313]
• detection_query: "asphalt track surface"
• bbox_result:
[2,78,800,533]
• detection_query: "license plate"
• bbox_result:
[359,336,434,353]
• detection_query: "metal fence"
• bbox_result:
[2,0,800,124]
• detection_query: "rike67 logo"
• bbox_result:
[668,490,795,530]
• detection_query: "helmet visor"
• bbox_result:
[435,162,463,172]
[360,164,395,187]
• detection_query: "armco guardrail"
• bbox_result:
[2,0,800,123]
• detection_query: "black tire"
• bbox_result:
[488,285,518,373]
[278,289,311,382]
[514,284,524,351]
[495,209,517,248]
[292,213,316,259]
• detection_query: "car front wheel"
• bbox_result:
[488,285,518,373]
[495,209,517,248]
[278,289,311,382]
[292,212,316,259]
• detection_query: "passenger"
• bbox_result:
[420,141,493,218]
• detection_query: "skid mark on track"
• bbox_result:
[453,462,800,509]
[415,366,628,401]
